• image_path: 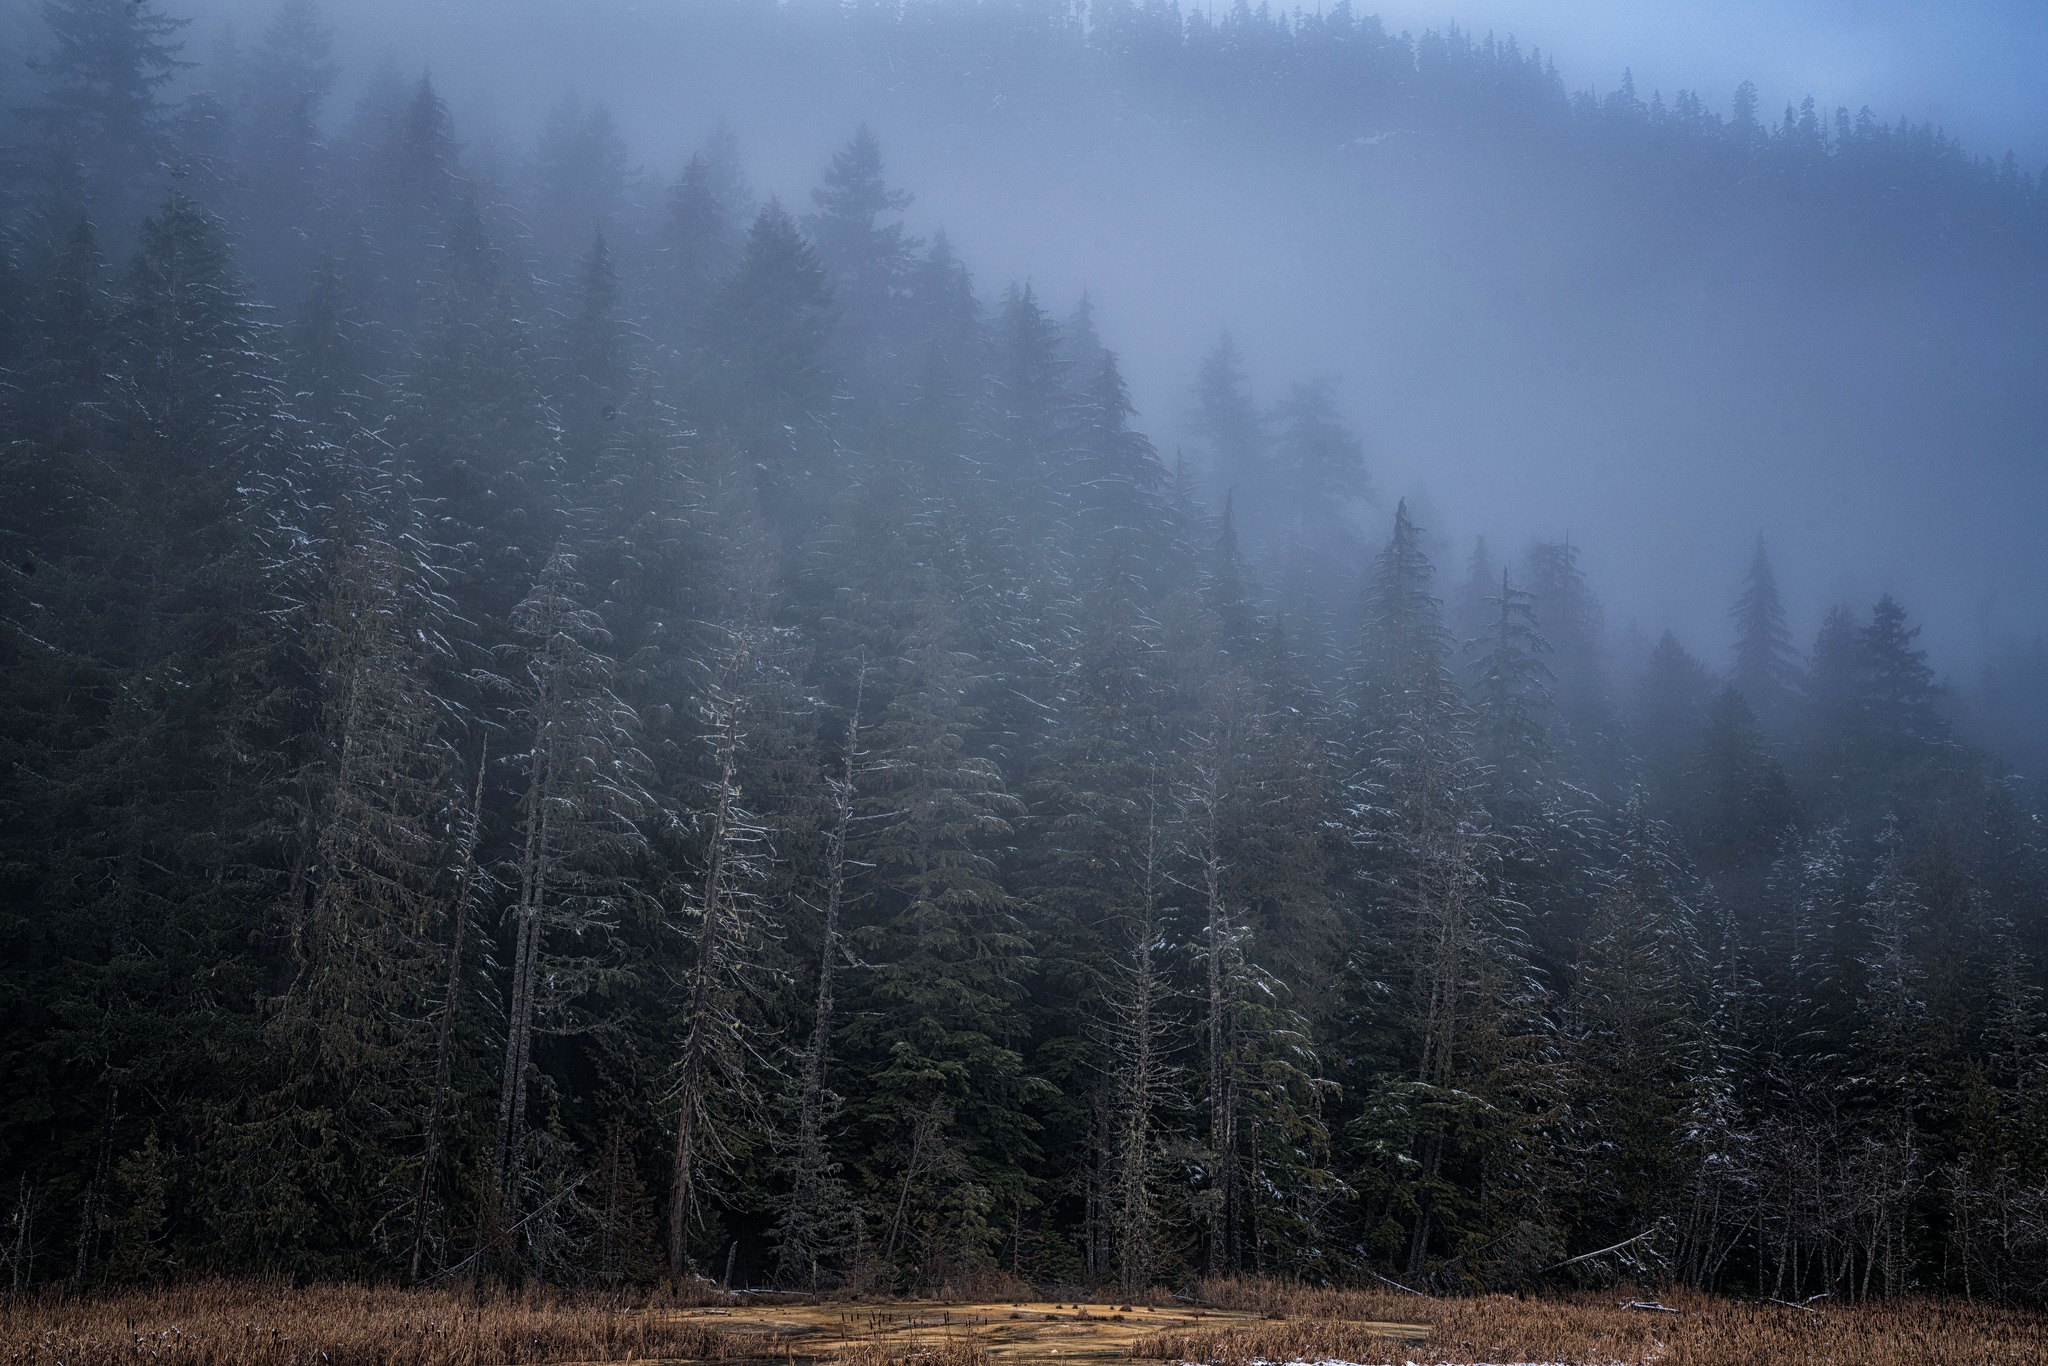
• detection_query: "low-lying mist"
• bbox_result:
[147,0,2048,764]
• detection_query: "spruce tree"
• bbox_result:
[1525,537,1623,794]
[895,231,984,420]
[1862,594,1948,769]
[1564,809,1708,1257]
[666,623,781,1278]
[234,0,337,294]
[1192,333,1263,522]
[1066,350,1167,554]
[839,593,1034,1288]
[991,282,1064,455]
[1633,629,1714,819]
[21,0,190,237]
[1468,568,1553,832]
[1690,686,1798,876]
[805,125,916,395]
[492,553,650,1273]
[1730,534,1800,732]
[696,201,835,524]
[529,97,632,277]
[648,125,750,358]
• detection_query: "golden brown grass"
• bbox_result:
[9,1278,2047,1366]
[0,1280,736,1366]
[827,1337,992,1366]
[1130,1276,2048,1365]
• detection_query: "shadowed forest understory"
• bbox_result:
[3,0,2048,1313]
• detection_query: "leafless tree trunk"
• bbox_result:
[409,744,487,1281]
[1186,739,1240,1275]
[491,553,649,1273]
[1110,781,1170,1295]
[73,1085,116,1282]
[776,659,866,1289]
[668,627,770,1276]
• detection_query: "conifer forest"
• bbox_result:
[4,0,2048,1315]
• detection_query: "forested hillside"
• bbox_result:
[2,0,2046,1305]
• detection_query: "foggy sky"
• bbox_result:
[153,0,2048,678]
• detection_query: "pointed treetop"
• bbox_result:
[1357,499,1456,727]
[1731,532,1800,718]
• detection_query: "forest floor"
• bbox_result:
[3,1276,2045,1366]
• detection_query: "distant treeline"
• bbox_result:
[1,0,2045,1306]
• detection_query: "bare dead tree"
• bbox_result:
[493,551,650,1270]
[1182,724,1244,1275]
[408,742,488,1282]
[774,656,869,1289]
[1107,776,1174,1296]
[666,624,776,1277]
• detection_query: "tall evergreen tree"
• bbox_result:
[696,201,835,525]
[492,553,649,1276]
[529,96,633,277]
[648,124,750,358]
[840,593,1036,1289]
[1633,629,1714,819]
[1690,685,1798,877]
[1730,535,1800,733]
[806,125,916,395]
[1192,333,1263,518]
[21,0,190,237]
[1468,568,1553,833]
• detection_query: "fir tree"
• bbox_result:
[1192,333,1263,519]
[696,201,835,521]
[529,96,632,276]
[1633,629,1714,819]
[1730,535,1800,732]
[492,553,650,1271]
[806,125,916,395]
[840,593,1034,1288]
[1690,686,1797,875]
[1468,568,1553,832]
[648,124,750,357]
[21,0,190,236]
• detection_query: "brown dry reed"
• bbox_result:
[826,1338,991,1366]
[10,1277,2048,1366]
[1132,1276,2048,1366]
[0,1280,736,1366]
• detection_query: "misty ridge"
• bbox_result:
[3,0,2048,1311]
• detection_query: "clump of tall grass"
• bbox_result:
[0,1280,736,1366]
[1129,1275,2046,1366]
[827,1338,991,1366]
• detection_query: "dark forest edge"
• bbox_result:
[1,0,2046,1310]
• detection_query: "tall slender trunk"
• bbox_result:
[73,1085,117,1282]
[668,641,752,1276]
[786,661,864,1288]
[409,743,487,1282]
[1114,784,1162,1295]
[496,685,562,1248]
[1197,761,1236,1275]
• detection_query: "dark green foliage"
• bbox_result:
[19,0,189,236]
[1633,630,1714,820]
[2,18,2045,1309]
[1730,536,1800,733]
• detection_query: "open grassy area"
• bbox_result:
[1143,1276,2048,1365]
[3,1277,2045,1366]
[0,1281,733,1366]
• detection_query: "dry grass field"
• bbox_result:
[0,1281,733,1366]
[1144,1276,2048,1365]
[3,1276,2045,1366]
